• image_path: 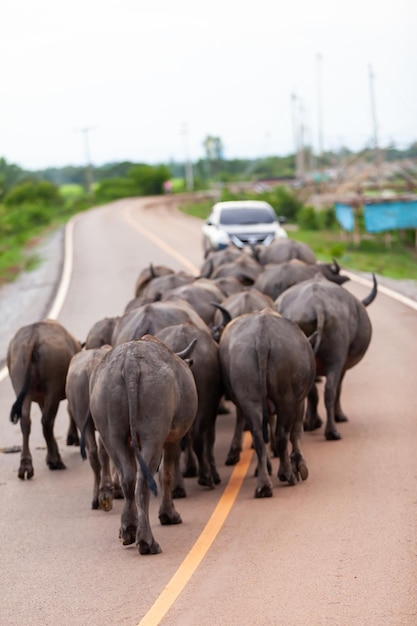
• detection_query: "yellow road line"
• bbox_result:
[123,205,199,275]
[137,432,254,626]
[123,204,255,624]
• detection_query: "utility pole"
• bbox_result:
[291,92,299,180]
[181,123,194,191]
[297,98,305,183]
[368,64,382,189]
[77,126,95,197]
[316,52,324,185]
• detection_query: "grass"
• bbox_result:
[178,199,417,281]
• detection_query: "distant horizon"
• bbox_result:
[4,137,416,173]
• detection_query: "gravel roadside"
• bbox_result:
[1,222,416,369]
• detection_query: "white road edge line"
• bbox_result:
[0,215,78,384]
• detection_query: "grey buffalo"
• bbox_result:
[275,274,377,440]
[112,298,209,346]
[218,309,316,498]
[254,259,349,301]
[256,239,317,265]
[7,319,82,479]
[155,322,223,491]
[89,336,198,554]
[65,345,120,510]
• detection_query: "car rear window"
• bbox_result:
[219,208,275,225]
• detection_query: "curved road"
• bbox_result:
[0,198,416,625]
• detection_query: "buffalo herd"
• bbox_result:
[7,238,377,554]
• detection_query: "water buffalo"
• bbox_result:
[155,322,223,491]
[112,298,210,346]
[135,271,195,301]
[134,263,174,298]
[256,239,317,265]
[65,345,120,510]
[210,254,263,285]
[7,319,82,479]
[89,336,198,554]
[85,316,120,348]
[218,309,316,498]
[275,274,377,440]
[211,289,274,342]
[254,259,349,301]
[161,280,225,325]
[200,246,247,277]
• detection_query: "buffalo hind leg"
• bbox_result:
[334,372,348,423]
[41,397,66,470]
[136,443,163,555]
[304,383,322,431]
[225,406,244,466]
[159,441,183,526]
[114,447,138,547]
[324,369,342,440]
[289,403,309,482]
[18,396,34,480]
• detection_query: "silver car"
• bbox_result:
[202,200,287,253]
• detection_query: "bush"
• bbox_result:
[95,178,137,202]
[128,164,171,196]
[4,179,62,208]
[4,202,53,237]
[297,206,320,230]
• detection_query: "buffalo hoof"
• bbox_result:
[255,484,273,498]
[91,499,99,510]
[182,467,197,478]
[198,473,215,489]
[297,461,309,481]
[278,470,296,485]
[335,413,349,423]
[304,416,323,431]
[211,469,221,485]
[18,460,34,480]
[138,539,162,555]
[47,459,66,470]
[159,511,182,525]
[325,429,341,441]
[291,453,309,482]
[66,432,80,446]
[119,525,136,546]
[172,486,187,499]
[99,493,113,512]
[225,448,241,466]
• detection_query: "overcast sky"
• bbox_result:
[1,0,416,170]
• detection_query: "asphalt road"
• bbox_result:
[1,198,416,626]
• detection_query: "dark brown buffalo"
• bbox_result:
[155,322,223,491]
[211,289,274,342]
[85,316,120,348]
[135,271,195,301]
[112,298,210,346]
[275,274,377,440]
[89,336,198,555]
[210,254,263,285]
[200,246,247,277]
[161,280,225,325]
[134,264,174,298]
[7,320,82,479]
[219,309,316,498]
[65,345,120,510]
[254,259,349,301]
[256,239,317,265]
